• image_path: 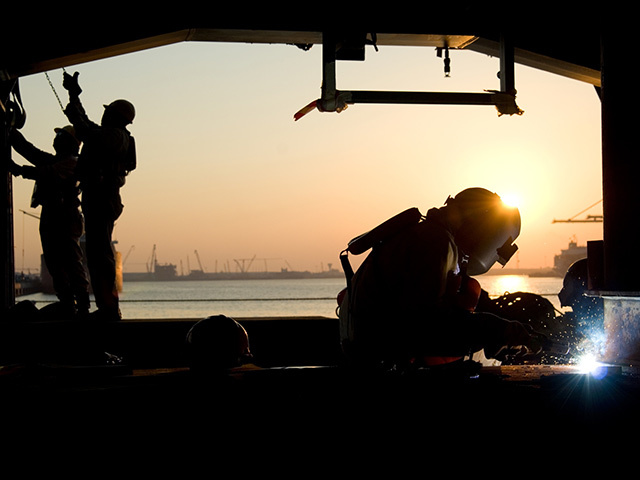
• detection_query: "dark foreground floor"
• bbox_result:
[3,359,639,435]
[1,316,639,460]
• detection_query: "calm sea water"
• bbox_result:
[18,275,565,320]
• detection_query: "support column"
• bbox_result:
[1,83,16,312]
[601,35,640,292]
[600,33,640,363]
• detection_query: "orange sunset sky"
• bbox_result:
[10,40,603,275]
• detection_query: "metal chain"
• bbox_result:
[44,67,67,112]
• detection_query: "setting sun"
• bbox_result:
[500,193,521,209]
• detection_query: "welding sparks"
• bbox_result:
[575,353,608,379]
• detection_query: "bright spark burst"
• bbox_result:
[575,353,608,379]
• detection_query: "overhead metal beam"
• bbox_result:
[468,37,601,87]
[311,32,522,118]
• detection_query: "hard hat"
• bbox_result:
[558,258,588,308]
[446,187,521,275]
[104,99,135,124]
[185,315,252,372]
[54,125,80,145]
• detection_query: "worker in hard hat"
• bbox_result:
[186,315,253,375]
[558,258,603,320]
[339,187,543,370]
[558,258,605,356]
[62,71,137,321]
[9,125,90,317]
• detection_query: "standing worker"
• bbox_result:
[62,71,137,321]
[9,126,90,317]
[339,187,543,370]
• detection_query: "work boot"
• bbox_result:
[75,293,91,320]
[75,305,90,320]
[89,307,122,322]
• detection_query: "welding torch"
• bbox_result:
[529,331,571,357]
[495,331,571,361]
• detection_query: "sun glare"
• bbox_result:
[493,275,528,295]
[500,193,521,209]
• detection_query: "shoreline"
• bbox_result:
[122,267,561,282]
[122,269,346,282]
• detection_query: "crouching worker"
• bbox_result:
[338,187,543,371]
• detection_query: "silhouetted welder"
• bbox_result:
[474,257,601,364]
[62,71,137,321]
[338,187,543,370]
[9,126,90,317]
[558,257,605,357]
[476,288,576,364]
[558,258,604,326]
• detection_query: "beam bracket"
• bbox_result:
[294,32,523,120]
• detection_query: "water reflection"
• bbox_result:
[477,275,563,310]
[488,275,529,296]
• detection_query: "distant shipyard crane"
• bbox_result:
[194,250,206,272]
[234,255,256,273]
[552,200,603,223]
[122,245,135,267]
[232,256,282,273]
[146,244,157,273]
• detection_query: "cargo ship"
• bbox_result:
[553,238,587,277]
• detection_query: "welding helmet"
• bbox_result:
[558,258,588,308]
[185,315,252,372]
[446,187,520,275]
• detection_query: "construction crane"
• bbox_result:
[147,243,158,273]
[232,256,282,273]
[233,255,256,273]
[259,258,281,272]
[146,244,157,273]
[552,215,603,223]
[122,245,135,266]
[194,250,205,272]
[552,200,603,223]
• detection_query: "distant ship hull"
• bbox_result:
[553,240,587,277]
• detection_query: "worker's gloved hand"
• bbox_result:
[484,318,544,360]
[7,160,23,177]
[63,71,82,96]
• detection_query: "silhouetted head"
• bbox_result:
[559,258,591,308]
[53,125,81,155]
[185,315,252,373]
[444,187,521,275]
[558,258,604,331]
[101,99,135,127]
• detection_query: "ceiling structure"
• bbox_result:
[1,17,602,87]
